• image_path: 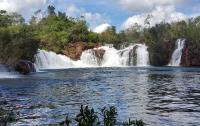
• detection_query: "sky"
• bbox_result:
[0,0,200,32]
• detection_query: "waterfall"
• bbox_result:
[136,44,149,66]
[119,44,149,66]
[119,45,137,66]
[79,49,100,67]
[34,44,150,69]
[35,49,100,69]
[101,46,122,67]
[35,49,74,69]
[168,39,185,66]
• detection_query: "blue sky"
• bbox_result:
[0,0,200,32]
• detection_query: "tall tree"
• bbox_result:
[47,5,56,16]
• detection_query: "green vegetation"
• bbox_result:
[99,26,119,44]
[60,105,144,126]
[0,5,119,66]
[0,105,144,126]
[119,18,200,44]
[32,5,119,53]
[33,5,90,53]
[0,10,39,66]
[0,107,16,126]
[0,5,200,67]
[118,18,200,65]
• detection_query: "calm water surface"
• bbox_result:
[0,67,200,126]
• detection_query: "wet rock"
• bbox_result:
[15,60,36,74]
[128,45,138,65]
[94,48,105,59]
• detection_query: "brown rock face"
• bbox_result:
[62,42,102,60]
[94,48,105,59]
[181,40,200,66]
[62,42,87,60]
[164,39,176,63]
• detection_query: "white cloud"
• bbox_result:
[64,4,83,17]
[60,3,111,30]
[93,23,111,33]
[0,0,47,15]
[115,0,186,12]
[123,5,187,29]
[83,12,110,29]
[117,0,190,30]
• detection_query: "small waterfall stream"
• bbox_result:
[35,44,150,69]
[136,44,150,66]
[169,39,185,66]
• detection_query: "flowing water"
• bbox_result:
[35,44,149,69]
[169,39,185,66]
[0,66,200,126]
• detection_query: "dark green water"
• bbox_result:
[0,67,200,125]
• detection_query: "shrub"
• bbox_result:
[60,105,144,126]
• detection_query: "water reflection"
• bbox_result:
[147,70,200,125]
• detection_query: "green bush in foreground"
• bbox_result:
[0,105,144,126]
[60,105,144,126]
[0,107,16,126]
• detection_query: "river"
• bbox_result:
[0,66,200,125]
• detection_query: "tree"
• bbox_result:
[47,5,56,16]
[68,20,89,42]
[0,10,11,27]
[9,12,25,25]
[99,26,119,43]
[144,14,152,28]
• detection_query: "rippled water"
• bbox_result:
[0,67,200,126]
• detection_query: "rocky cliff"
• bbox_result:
[181,40,200,66]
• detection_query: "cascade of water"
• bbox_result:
[35,49,74,69]
[119,44,149,66]
[168,39,185,66]
[100,46,122,67]
[34,44,150,69]
[136,44,149,66]
[79,49,100,67]
[119,45,137,66]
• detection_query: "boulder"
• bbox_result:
[15,60,36,74]
[94,48,105,59]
